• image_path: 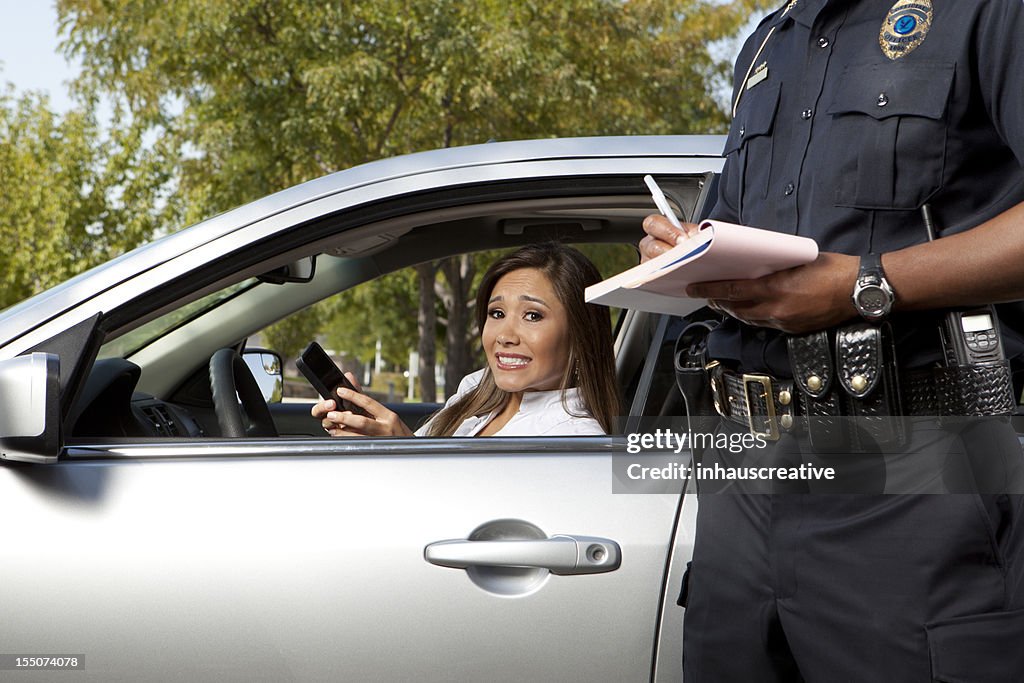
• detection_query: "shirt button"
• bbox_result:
[801,108,813,120]
[877,93,889,107]
[818,36,830,48]
[784,183,795,196]
[739,126,745,137]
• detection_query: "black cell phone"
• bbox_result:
[296,341,371,417]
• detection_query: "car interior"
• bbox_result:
[57,175,713,441]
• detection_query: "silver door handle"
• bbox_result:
[424,535,621,575]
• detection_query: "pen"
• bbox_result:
[643,175,684,231]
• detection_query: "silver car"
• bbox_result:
[0,136,725,682]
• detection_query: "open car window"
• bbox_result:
[252,243,637,419]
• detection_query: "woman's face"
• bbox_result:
[482,268,571,394]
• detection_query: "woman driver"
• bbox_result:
[312,243,620,437]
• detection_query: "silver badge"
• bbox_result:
[879,0,933,60]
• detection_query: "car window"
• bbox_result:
[253,244,636,408]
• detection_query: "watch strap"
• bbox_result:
[858,253,883,283]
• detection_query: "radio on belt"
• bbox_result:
[921,204,1008,368]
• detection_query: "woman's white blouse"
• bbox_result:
[415,369,606,437]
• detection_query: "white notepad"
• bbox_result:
[585,220,819,316]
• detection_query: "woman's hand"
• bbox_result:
[311,372,415,437]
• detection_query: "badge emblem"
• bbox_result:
[879,0,933,60]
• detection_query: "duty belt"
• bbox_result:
[707,324,1016,451]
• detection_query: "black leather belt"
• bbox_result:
[710,362,910,447]
[904,364,1016,417]
[710,362,1015,447]
[708,363,796,441]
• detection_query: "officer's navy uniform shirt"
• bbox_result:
[707,0,1024,376]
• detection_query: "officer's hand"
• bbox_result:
[639,214,701,262]
[686,252,861,334]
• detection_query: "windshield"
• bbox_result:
[97,278,259,359]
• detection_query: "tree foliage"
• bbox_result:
[59,0,768,218]
[259,303,324,366]
[55,0,769,395]
[322,267,420,368]
[0,84,170,311]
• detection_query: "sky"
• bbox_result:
[0,1,78,111]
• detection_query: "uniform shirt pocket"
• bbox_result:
[826,61,955,210]
[723,82,781,218]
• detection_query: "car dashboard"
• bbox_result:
[68,358,209,439]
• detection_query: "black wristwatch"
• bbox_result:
[851,253,895,321]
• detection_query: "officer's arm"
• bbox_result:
[672,200,1024,335]
[884,201,1024,311]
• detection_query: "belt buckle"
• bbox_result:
[742,373,780,441]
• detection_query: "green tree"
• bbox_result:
[321,267,420,371]
[259,304,323,366]
[0,84,169,311]
[58,0,769,395]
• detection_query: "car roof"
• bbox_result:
[0,135,725,351]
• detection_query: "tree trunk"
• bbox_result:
[440,254,477,399]
[415,262,438,403]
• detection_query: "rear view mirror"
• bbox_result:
[0,353,60,464]
[258,256,317,284]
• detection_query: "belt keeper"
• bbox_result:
[707,360,726,417]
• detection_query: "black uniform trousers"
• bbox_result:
[682,420,1024,682]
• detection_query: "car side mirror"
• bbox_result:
[242,349,284,404]
[0,353,60,464]
[257,256,316,284]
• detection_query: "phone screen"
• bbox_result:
[960,313,994,333]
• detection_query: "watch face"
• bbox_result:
[857,285,888,314]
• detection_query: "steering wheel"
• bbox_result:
[208,348,279,437]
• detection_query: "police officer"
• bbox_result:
[641,1,1024,679]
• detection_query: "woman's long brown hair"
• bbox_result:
[426,243,621,436]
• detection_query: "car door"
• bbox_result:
[0,435,684,681]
